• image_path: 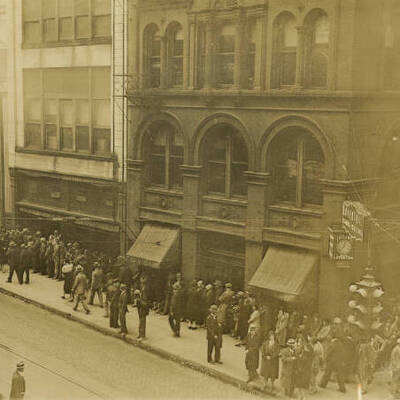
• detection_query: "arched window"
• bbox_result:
[267,128,325,206]
[203,126,248,197]
[167,23,184,87]
[305,11,329,88]
[144,24,161,88]
[217,23,236,86]
[146,123,184,189]
[272,13,298,88]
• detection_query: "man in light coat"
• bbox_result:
[89,262,104,307]
[10,361,26,400]
[72,265,90,314]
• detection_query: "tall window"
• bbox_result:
[217,23,235,86]
[306,12,329,88]
[144,25,161,88]
[197,23,207,88]
[272,13,297,87]
[147,124,184,189]
[22,0,111,45]
[23,67,111,155]
[204,126,248,197]
[167,24,184,87]
[268,128,325,206]
[247,20,257,88]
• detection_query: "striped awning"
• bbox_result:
[127,223,179,269]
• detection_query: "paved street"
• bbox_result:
[0,293,257,400]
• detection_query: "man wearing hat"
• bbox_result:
[6,241,20,284]
[206,304,223,364]
[168,282,184,337]
[280,338,297,397]
[10,361,26,400]
[245,325,261,383]
[217,283,234,330]
[88,262,104,307]
[72,265,90,314]
[133,289,148,340]
[109,279,121,328]
[119,284,129,335]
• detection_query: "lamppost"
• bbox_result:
[348,266,384,340]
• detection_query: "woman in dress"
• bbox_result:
[276,310,289,347]
[261,330,280,393]
[61,255,74,300]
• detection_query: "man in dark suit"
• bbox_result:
[206,304,223,364]
[245,325,261,383]
[168,282,184,337]
[119,284,129,335]
[133,289,148,340]
[109,279,121,328]
[7,241,20,283]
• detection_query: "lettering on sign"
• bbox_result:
[328,226,354,262]
[342,201,370,242]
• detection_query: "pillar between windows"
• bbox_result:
[186,19,196,89]
[295,25,306,88]
[204,16,216,90]
[160,35,168,89]
[234,12,246,89]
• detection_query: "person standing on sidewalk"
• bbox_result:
[9,361,26,400]
[119,284,129,336]
[133,289,149,340]
[103,272,115,318]
[245,325,261,383]
[168,282,184,337]
[206,305,222,364]
[109,279,121,328]
[6,241,20,283]
[88,262,104,307]
[72,265,90,314]
[391,338,400,399]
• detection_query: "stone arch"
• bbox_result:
[192,113,256,170]
[134,111,188,163]
[302,7,330,26]
[259,115,335,179]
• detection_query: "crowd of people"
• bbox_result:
[2,225,400,399]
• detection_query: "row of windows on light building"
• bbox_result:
[23,67,111,155]
[143,11,330,90]
[22,0,111,45]
[144,124,325,208]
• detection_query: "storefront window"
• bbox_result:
[268,128,325,207]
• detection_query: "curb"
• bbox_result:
[0,286,266,398]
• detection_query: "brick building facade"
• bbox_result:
[126,0,400,316]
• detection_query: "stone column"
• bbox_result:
[204,16,215,90]
[295,26,306,88]
[181,165,202,283]
[185,17,196,89]
[244,171,270,286]
[160,35,168,89]
[8,167,17,228]
[234,11,245,89]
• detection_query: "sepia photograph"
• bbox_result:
[0,0,399,399]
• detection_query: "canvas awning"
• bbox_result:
[249,246,317,302]
[127,223,179,269]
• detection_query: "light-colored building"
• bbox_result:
[125,0,400,316]
[7,0,128,254]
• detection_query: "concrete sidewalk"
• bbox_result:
[0,271,394,400]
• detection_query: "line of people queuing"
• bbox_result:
[2,226,400,398]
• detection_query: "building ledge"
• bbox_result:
[22,37,111,49]
[16,147,116,162]
[268,204,323,217]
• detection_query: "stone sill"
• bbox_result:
[268,204,323,217]
[202,195,247,207]
[22,37,111,49]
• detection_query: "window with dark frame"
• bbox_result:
[22,0,111,45]
[23,67,111,155]
[247,20,257,88]
[147,125,184,190]
[144,25,161,88]
[268,128,325,207]
[217,23,235,86]
[204,126,248,198]
[167,24,184,87]
[307,13,329,88]
[272,13,297,88]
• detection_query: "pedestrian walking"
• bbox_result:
[133,289,148,340]
[309,337,324,394]
[294,335,314,400]
[103,272,114,318]
[9,361,25,400]
[260,330,280,393]
[206,305,222,364]
[245,325,261,383]
[168,282,184,337]
[119,284,129,335]
[88,262,104,307]
[391,338,400,399]
[109,279,121,328]
[72,265,90,314]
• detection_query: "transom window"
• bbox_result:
[147,124,184,189]
[203,126,248,197]
[23,67,111,155]
[273,13,298,87]
[22,0,111,46]
[268,128,325,207]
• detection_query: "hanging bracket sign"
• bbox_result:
[342,201,370,242]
